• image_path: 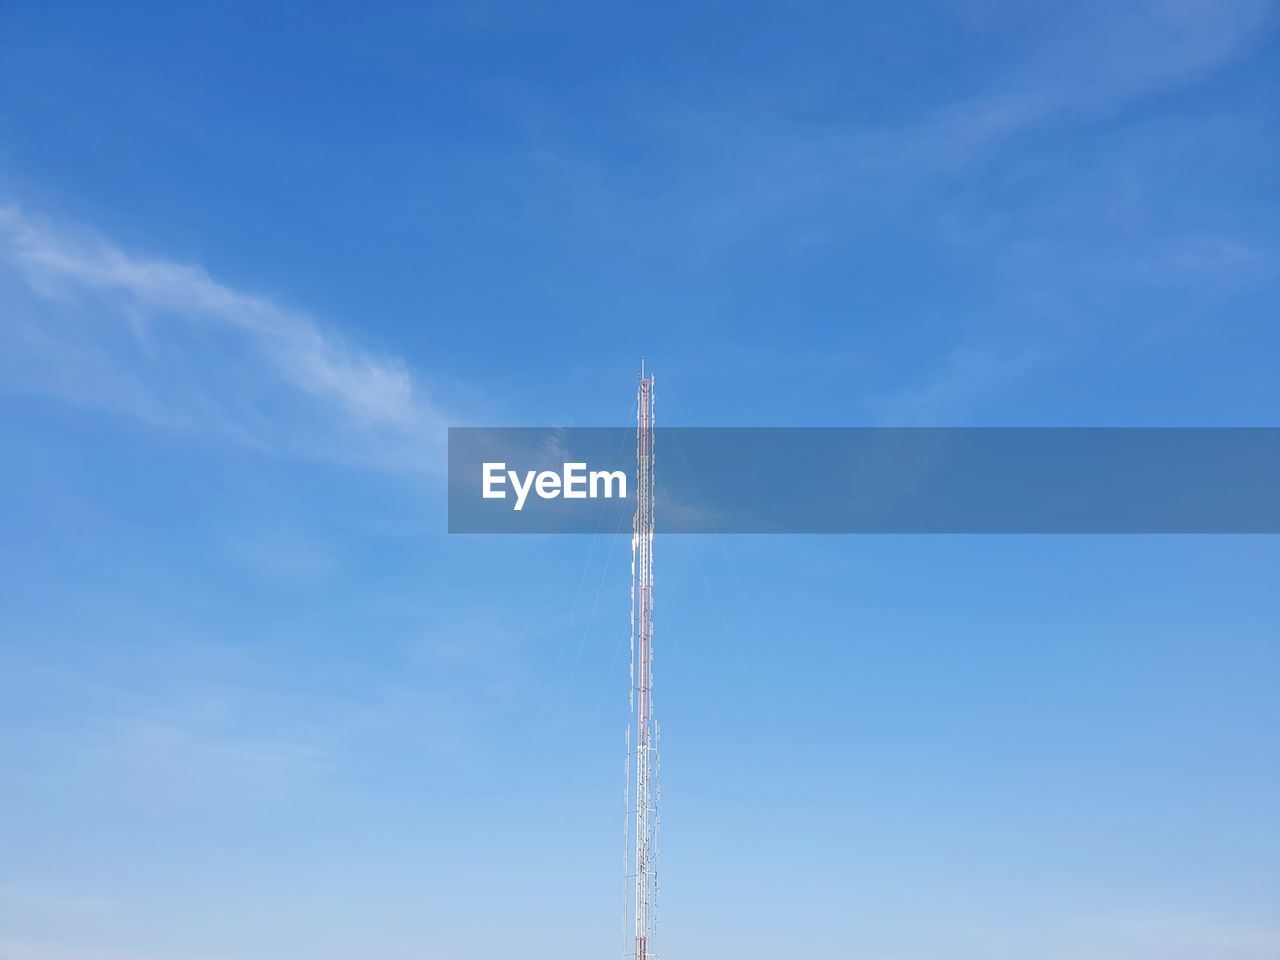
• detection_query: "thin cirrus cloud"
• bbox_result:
[0,206,447,471]
[571,0,1274,252]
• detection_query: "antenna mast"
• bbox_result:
[626,361,658,960]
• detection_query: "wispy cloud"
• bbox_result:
[1060,910,1280,960]
[0,207,448,470]
[0,888,120,922]
[530,0,1273,255]
[872,346,1047,425]
[0,943,202,960]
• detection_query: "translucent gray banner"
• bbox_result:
[448,428,1280,533]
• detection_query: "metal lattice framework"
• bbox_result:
[625,362,658,960]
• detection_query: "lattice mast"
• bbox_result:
[626,361,658,960]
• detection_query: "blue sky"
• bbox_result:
[1,2,1278,958]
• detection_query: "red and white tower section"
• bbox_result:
[625,364,659,960]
